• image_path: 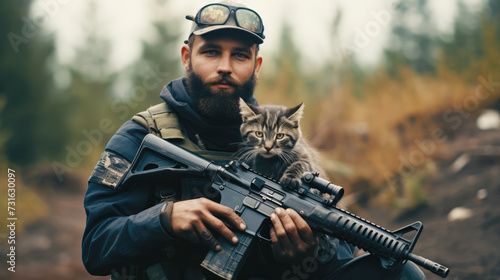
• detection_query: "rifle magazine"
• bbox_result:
[201,232,255,280]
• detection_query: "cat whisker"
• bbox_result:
[236,148,259,163]
[277,153,289,166]
[234,146,254,156]
[280,150,295,165]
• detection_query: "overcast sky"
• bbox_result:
[30,0,484,72]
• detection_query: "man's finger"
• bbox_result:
[206,214,239,245]
[204,199,246,231]
[270,227,278,244]
[270,227,284,251]
[270,209,293,249]
[275,207,302,246]
[286,208,315,243]
[198,227,221,252]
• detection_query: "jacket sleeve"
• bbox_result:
[278,233,355,279]
[314,233,355,278]
[81,120,177,275]
[257,232,354,279]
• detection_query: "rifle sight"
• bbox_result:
[302,172,344,205]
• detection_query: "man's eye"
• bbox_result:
[234,53,249,59]
[255,131,263,137]
[276,133,284,139]
[204,50,219,56]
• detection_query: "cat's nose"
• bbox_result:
[265,146,272,152]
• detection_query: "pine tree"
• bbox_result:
[383,0,437,74]
[0,0,64,166]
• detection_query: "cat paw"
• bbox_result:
[279,175,302,190]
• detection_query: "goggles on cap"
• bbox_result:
[187,3,265,40]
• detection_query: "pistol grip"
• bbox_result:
[201,231,255,280]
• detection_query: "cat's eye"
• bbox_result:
[255,131,263,137]
[276,133,285,139]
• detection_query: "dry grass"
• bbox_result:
[309,63,500,210]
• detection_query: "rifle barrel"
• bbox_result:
[408,253,449,278]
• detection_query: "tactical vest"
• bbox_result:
[132,102,237,162]
[129,102,239,280]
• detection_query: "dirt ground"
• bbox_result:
[358,115,500,280]
[1,113,499,280]
[0,172,108,280]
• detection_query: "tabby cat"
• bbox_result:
[237,98,327,190]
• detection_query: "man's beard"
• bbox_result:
[186,70,256,125]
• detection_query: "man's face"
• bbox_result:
[181,32,263,124]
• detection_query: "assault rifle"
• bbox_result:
[118,134,449,279]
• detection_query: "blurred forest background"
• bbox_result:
[1,0,500,279]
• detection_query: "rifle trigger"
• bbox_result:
[257,227,272,242]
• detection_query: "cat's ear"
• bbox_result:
[239,98,258,121]
[285,103,304,124]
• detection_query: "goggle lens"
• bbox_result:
[236,9,262,34]
[196,4,264,38]
[199,5,230,25]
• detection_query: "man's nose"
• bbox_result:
[217,54,232,74]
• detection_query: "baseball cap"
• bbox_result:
[185,0,265,44]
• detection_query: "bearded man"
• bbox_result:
[82,1,425,279]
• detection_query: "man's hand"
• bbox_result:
[269,208,318,265]
[169,198,246,252]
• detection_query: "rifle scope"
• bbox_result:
[302,172,344,205]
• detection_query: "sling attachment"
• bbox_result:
[156,186,178,204]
